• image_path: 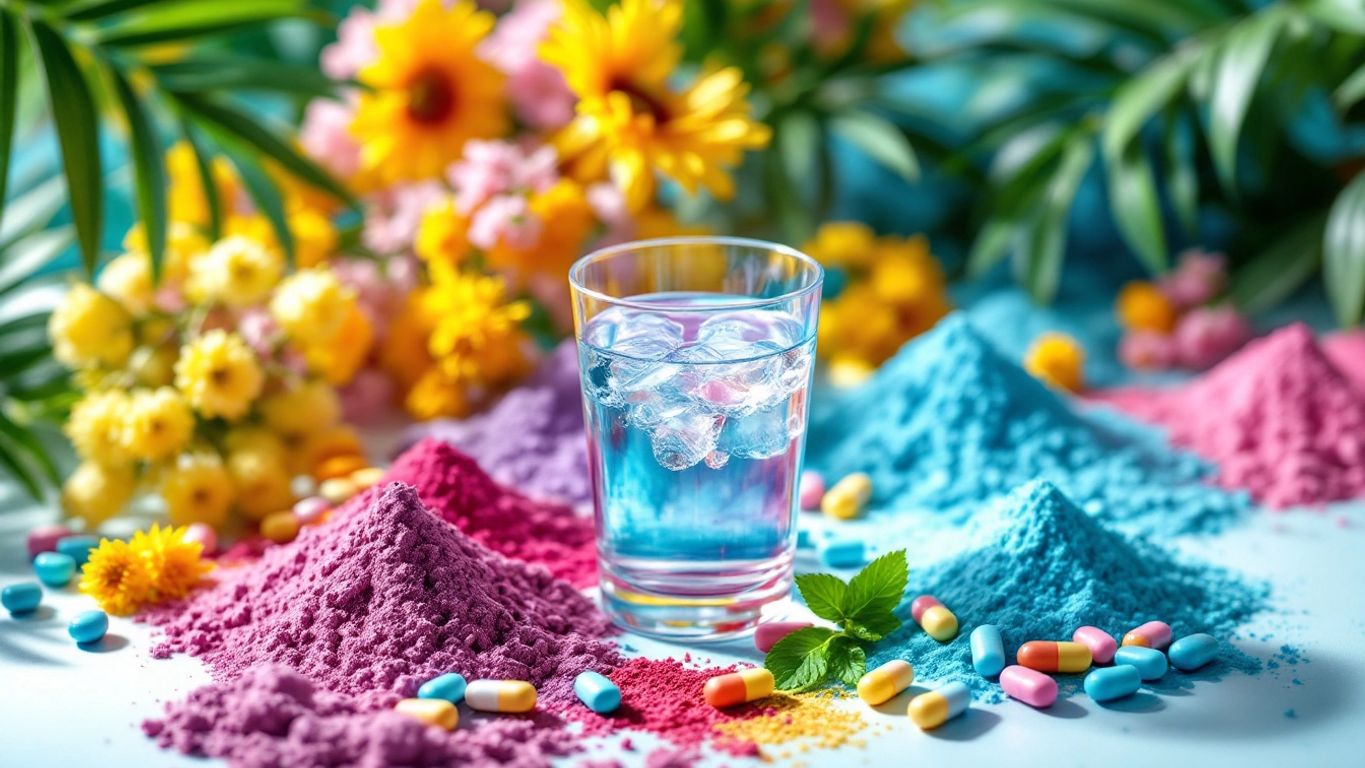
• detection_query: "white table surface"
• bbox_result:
[3,475,1363,767]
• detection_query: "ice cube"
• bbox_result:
[698,310,804,346]
[650,412,725,471]
[718,402,794,460]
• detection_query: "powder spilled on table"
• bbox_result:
[400,341,591,506]
[808,313,1247,535]
[143,483,620,766]
[1093,324,1365,508]
[382,438,597,587]
[868,480,1268,702]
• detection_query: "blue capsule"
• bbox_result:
[574,670,621,714]
[1168,633,1218,672]
[56,535,100,566]
[69,610,109,645]
[970,624,1005,677]
[2,582,43,614]
[1085,665,1141,703]
[1114,645,1167,681]
[34,552,77,587]
[796,529,813,549]
[417,673,468,704]
[818,539,865,569]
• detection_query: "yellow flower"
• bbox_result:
[486,180,594,288]
[380,297,438,391]
[405,367,472,420]
[188,235,284,307]
[122,387,195,461]
[803,222,877,272]
[160,454,234,527]
[128,345,180,389]
[123,221,211,286]
[167,141,239,231]
[223,427,287,462]
[260,380,341,438]
[227,449,294,520]
[421,267,532,386]
[174,330,265,421]
[415,198,470,266]
[96,253,155,314]
[544,0,770,210]
[66,390,133,466]
[293,424,365,477]
[79,538,153,616]
[1024,332,1086,393]
[129,523,214,601]
[1116,281,1178,334]
[270,268,354,345]
[304,303,375,385]
[287,208,339,269]
[49,284,135,369]
[62,462,136,528]
[350,0,507,182]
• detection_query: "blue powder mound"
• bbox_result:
[868,480,1269,703]
[806,313,1248,535]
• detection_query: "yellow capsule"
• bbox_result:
[857,660,914,705]
[319,477,359,505]
[394,698,458,730]
[911,596,958,642]
[260,511,300,543]
[704,668,774,708]
[907,681,970,730]
[822,473,872,520]
[350,466,385,489]
[465,680,537,713]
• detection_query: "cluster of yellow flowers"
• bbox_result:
[50,204,371,531]
[79,524,213,616]
[806,222,952,382]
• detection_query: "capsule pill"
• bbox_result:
[970,625,1005,677]
[465,680,538,713]
[1113,646,1167,681]
[417,673,467,704]
[907,681,970,729]
[1122,620,1172,650]
[395,698,458,730]
[999,665,1057,708]
[857,660,914,705]
[703,668,773,708]
[911,595,958,642]
[1016,641,1092,673]
[1085,665,1141,702]
[1072,626,1117,664]
[574,671,621,714]
[1168,633,1218,672]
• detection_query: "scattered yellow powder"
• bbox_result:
[713,689,870,759]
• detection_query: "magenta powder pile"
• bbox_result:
[1094,323,1365,508]
[142,483,620,767]
[382,438,597,587]
[400,341,591,506]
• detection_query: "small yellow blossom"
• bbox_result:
[227,448,295,520]
[270,268,354,345]
[49,284,135,369]
[174,330,265,421]
[122,387,195,461]
[62,462,137,527]
[1024,332,1086,393]
[1116,281,1177,334]
[128,524,215,601]
[188,235,284,307]
[487,180,595,289]
[259,380,341,440]
[415,198,469,266]
[167,141,239,231]
[96,253,155,314]
[304,303,374,385]
[223,427,287,461]
[79,538,153,616]
[288,208,340,269]
[422,268,532,385]
[66,390,133,466]
[405,368,473,420]
[160,454,234,527]
[123,221,212,285]
[804,221,877,272]
[292,424,365,477]
[128,345,179,389]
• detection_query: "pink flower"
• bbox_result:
[447,140,558,214]
[810,0,852,51]
[1158,249,1227,309]
[300,98,362,180]
[361,183,446,254]
[586,182,634,247]
[237,309,280,357]
[1119,331,1177,371]
[1173,306,1252,369]
[506,64,576,131]
[468,194,541,251]
[331,256,418,341]
[320,8,379,80]
[339,368,395,424]
[481,0,575,130]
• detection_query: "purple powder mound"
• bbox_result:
[143,664,580,768]
[146,482,618,709]
[400,341,590,505]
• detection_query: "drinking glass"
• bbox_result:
[569,237,823,639]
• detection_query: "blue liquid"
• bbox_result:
[578,294,815,635]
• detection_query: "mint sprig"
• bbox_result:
[764,550,908,691]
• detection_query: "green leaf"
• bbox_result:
[96,0,320,47]
[1324,174,1365,326]
[0,226,74,297]
[182,120,223,240]
[218,142,296,264]
[1104,142,1168,273]
[1103,51,1193,159]
[0,412,59,487]
[1228,213,1326,314]
[65,0,176,23]
[1164,111,1199,236]
[1334,60,1365,109]
[842,549,908,627]
[0,175,66,253]
[795,573,848,623]
[1303,0,1365,35]
[151,56,337,98]
[175,93,354,207]
[829,111,919,183]
[28,20,103,276]
[109,66,167,284]
[0,10,20,232]
[1020,135,1095,303]
[764,627,836,691]
[843,611,900,642]
[966,217,1023,279]
[1208,9,1282,194]
[0,433,44,501]
[826,636,867,688]
[778,111,819,207]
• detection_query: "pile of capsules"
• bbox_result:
[3,531,111,646]
[712,594,1220,731]
[389,670,622,731]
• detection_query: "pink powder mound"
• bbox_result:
[1324,330,1365,394]
[1093,324,1365,508]
[381,438,597,587]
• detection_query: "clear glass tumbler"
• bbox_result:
[569,237,823,639]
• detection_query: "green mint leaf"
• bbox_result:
[842,549,908,627]
[827,636,867,688]
[795,572,848,623]
[845,610,901,642]
[765,626,836,691]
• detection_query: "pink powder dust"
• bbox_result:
[382,438,597,587]
[1324,330,1365,394]
[1093,324,1365,508]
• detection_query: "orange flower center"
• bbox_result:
[407,67,457,125]
[610,78,670,123]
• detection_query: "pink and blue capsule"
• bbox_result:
[907,681,970,729]
[1168,633,1218,672]
[970,624,1005,677]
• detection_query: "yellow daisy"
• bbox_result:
[160,454,234,527]
[415,198,470,267]
[486,180,595,289]
[226,448,295,521]
[79,538,154,616]
[49,284,135,369]
[62,462,137,528]
[304,304,375,385]
[96,253,155,314]
[405,367,473,421]
[188,235,284,307]
[350,0,507,182]
[421,265,532,386]
[270,268,354,345]
[259,380,341,438]
[174,330,265,421]
[166,141,239,231]
[123,387,195,461]
[542,0,771,210]
[128,524,215,601]
[66,390,133,466]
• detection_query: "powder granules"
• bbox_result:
[711,689,873,759]
[1324,330,1365,394]
[867,480,1268,702]
[807,313,1247,535]
[400,341,591,506]
[380,438,597,587]
[1093,323,1365,508]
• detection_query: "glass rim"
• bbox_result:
[568,236,825,312]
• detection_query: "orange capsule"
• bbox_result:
[1121,620,1172,650]
[703,668,773,708]
[1016,641,1092,674]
